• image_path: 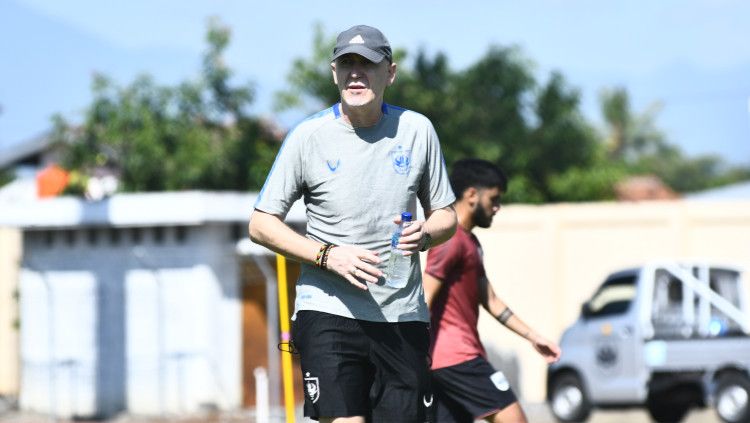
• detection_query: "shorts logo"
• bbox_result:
[304,372,320,403]
[389,145,411,175]
[422,394,433,407]
[490,371,510,391]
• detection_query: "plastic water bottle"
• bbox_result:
[386,212,413,288]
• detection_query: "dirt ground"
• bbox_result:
[0,402,721,423]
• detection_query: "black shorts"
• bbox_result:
[431,356,517,423]
[292,310,434,422]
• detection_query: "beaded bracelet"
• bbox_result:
[315,243,330,268]
[321,245,337,269]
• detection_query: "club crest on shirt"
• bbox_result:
[304,372,320,403]
[389,145,412,175]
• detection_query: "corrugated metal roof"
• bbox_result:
[0,190,306,228]
[686,180,750,201]
[0,132,53,169]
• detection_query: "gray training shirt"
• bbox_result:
[254,103,455,323]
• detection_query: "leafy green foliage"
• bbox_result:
[54,18,278,192]
[548,165,627,202]
[48,21,749,200]
[274,23,339,112]
[0,168,12,188]
[599,87,749,193]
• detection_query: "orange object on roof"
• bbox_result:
[36,164,69,198]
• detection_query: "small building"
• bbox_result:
[0,133,61,403]
[0,133,62,172]
[0,191,305,419]
[0,227,21,402]
[614,175,679,201]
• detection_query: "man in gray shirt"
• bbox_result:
[249,24,456,423]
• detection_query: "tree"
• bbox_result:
[53,18,279,193]
[599,87,750,193]
[274,23,340,113]
[600,88,674,162]
[0,169,12,188]
[276,26,605,203]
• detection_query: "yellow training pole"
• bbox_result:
[276,254,296,423]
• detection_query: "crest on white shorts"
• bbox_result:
[304,372,320,403]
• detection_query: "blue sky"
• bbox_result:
[2,0,749,165]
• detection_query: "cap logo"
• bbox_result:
[348,35,365,44]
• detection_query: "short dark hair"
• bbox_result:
[449,158,508,198]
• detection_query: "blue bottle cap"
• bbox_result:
[401,212,413,222]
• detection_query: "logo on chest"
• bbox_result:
[389,145,412,175]
[326,159,341,172]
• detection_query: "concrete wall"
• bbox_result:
[0,227,21,397]
[473,200,750,403]
[17,224,242,418]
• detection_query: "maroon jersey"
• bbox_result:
[425,226,486,369]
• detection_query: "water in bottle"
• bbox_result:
[386,212,413,288]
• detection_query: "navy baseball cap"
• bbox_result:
[332,25,392,64]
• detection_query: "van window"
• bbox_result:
[709,268,742,335]
[651,268,742,338]
[587,275,637,317]
[651,270,685,338]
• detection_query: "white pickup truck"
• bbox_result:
[546,262,750,423]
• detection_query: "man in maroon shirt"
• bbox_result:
[424,158,562,423]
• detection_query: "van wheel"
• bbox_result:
[647,392,690,422]
[549,373,591,422]
[715,374,750,423]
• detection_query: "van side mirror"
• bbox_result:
[581,302,592,319]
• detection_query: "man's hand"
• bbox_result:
[393,215,428,256]
[528,333,562,364]
[325,245,382,290]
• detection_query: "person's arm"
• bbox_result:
[396,204,456,255]
[422,229,458,309]
[248,209,382,290]
[479,276,562,363]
